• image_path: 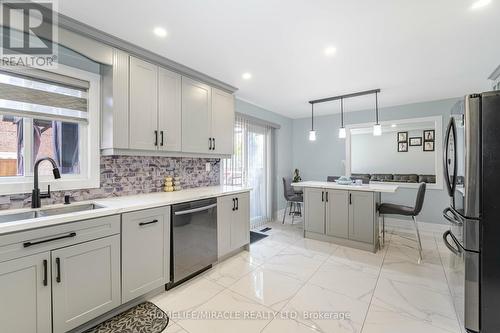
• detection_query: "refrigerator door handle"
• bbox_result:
[443,207,463,226]
[444,117,458,198]
[442,230,462,256]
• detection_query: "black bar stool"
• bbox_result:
[378,182,427,263]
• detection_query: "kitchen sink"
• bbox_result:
[36,203,104,217]
[0,203,105,223]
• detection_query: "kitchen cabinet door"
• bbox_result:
[181,77,212,153]
[0,252,51,333]
[158,67,182,152]
[122,206,170,303]
[326,190,349,239]
[129,56,159,150]
[217,195,233,258]
[231,192,250,250]
[348,191,375,243]
[51,235,120,333]
[211,88,234,155]
[304,188,325,234]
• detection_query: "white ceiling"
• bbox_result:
[58,0,500,118]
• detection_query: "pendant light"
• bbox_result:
[309,103,317,141]
[338,97,346,139]
[373,91,382,136]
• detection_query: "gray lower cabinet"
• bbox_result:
[121,206,170,303]
[304,188,378,250]
[0,252,52,333]
[217,192,250,258]
[51,235,121,333]
[348,191,375,243]
[304,188,325,234]
[326,190,349,239]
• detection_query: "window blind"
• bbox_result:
[0,68,89,122]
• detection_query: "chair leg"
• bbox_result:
[282,202,289,224]
[412,216,423,264]
[382,215,385,246]
[291,202,295,224]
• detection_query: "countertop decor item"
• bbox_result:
[293,169,302,183]
[335,176,353,185]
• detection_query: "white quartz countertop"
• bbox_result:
[292,181,399,193]
[0,185,251,235]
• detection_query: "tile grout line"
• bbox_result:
[258,234,332,332]
[359,230,391,333]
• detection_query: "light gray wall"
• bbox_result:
[292,97,461,224]
[351,129,435,174]
[235,99,293,214]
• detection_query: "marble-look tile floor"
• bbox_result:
[151,217,462,333]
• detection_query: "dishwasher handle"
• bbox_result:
[174,203,217,216]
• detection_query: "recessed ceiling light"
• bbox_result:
[153,27,168,37]
[242,72,252,80]
[471,0,491,9]
[324,46,337,56]
[391,124,397,128]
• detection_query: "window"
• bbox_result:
[223,115,272,227]
[0,65,100,195]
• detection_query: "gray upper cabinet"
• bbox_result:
[211,88,234,155]
[348,191,375,244]
[51,235,121,333]
[121,206,170,303]
[102,51,234,156]
[326,190,349,239]
[129,56,159,150]
[182,77,212,154]
[0,252,52,333]
[304,188,325,234]
[101,49,129,150]
[158,68,182,152]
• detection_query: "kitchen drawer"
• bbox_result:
[0,215,120,262]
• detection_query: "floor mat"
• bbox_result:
[250,231,269,244]
[84,301,169,333]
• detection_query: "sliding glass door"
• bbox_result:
[222,115,272,228]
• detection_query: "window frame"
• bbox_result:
[0,64,100,195]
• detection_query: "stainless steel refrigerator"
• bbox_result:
[443,90,500,333]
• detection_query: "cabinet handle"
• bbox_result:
[322,191,324,202]
[232,198,236,211]
[43,259,48,286]
[55,257,61,283]
[160,131,164,146]
[349,193,352,205]
[213,138,216,151]
[325,192,329,202]
[236,197,239,210]
[139,219,159,226]
[154,130,158,146]
[23,232,76,248]
[209,138,212,150]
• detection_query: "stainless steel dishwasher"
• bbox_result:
[168,198,217,289]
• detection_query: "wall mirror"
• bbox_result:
[345,116,443,189]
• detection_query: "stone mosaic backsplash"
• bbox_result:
[0,155,221,210]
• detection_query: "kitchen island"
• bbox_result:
[292,181,398,252]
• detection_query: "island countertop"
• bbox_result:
[292,181,399,193]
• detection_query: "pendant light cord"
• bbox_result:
[341,98,344,127]
[311,103,314,130]
[375,92,379,125]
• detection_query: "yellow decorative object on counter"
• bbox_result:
[164,186,174,192]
